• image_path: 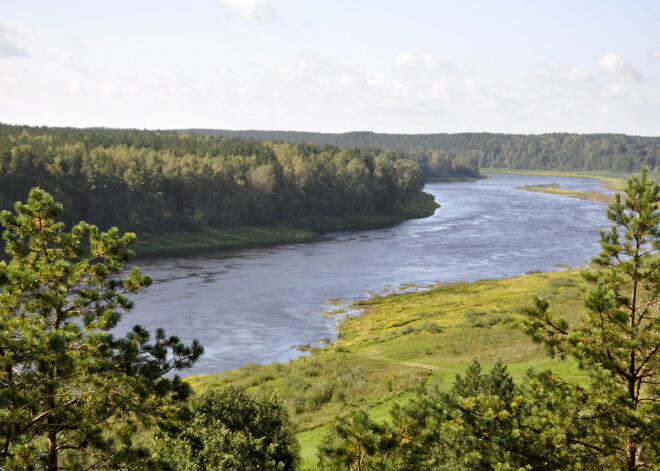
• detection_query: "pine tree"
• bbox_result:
[0,188,203,470]
[524,168,660,469]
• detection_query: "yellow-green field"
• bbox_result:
[187,269,589,469]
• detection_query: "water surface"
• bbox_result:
[119,173,611,375]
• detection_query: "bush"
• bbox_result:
[400,321,443,335]
[161,387,299,471]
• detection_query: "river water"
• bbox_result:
[119,173,612,375]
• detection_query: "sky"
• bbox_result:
[1,0,659,135]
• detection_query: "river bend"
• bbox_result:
[119,173,611,375]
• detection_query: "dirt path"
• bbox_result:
[390,359,439,370]
[366,348,460,373]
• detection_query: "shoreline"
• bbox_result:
[132,191,440,258]
[481,168,625,191]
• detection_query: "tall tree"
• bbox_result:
[524,168,660,469]
[0,188,203,470]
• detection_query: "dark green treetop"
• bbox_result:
[161,386,299,471]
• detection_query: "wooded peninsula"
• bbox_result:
[0,124,441,253]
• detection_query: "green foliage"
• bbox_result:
[522,168,660,469]
[318,360,573,471]
[0,124,427,239]
[318,410,396,471]
[160,386,299,471]
[0,189,203,470]
[185,129,660,175]
[317,358,632,470]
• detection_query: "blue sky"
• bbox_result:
[1,0,659,134]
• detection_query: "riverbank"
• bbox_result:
[514,182,615,203]
[186,269,586,469]
[424,174,486,183]
[132,191,439,256]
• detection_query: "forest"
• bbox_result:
[0,124,429,235]
[186,129,660,174]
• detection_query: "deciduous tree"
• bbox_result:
[163,386,299,471]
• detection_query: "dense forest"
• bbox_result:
[0,124,429,233]
[184,129,660,174]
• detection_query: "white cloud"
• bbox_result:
[0,24,29,58]
[429,81,450,99]
[534,63,592,89]
[605,84,628,98]
[395,51,451,71]
[596,53,642,82]
[0,23,88,73]
[465,78,480,93]
[217,0,276,21]
[568,66,590,81]
[396,51,438,70]
[279,56,367,91]
[276,55,460,119]
[0,39,27,58]
[649,49,660,62]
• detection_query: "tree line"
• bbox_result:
[185,129,660,174]
[0,124,426,233]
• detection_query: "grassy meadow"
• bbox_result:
[187,268,589,469]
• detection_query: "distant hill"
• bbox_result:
[179,129,660,174]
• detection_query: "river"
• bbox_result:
[118,173,612,375]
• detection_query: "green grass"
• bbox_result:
[186,269,589,468]
[132,191,439,256]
